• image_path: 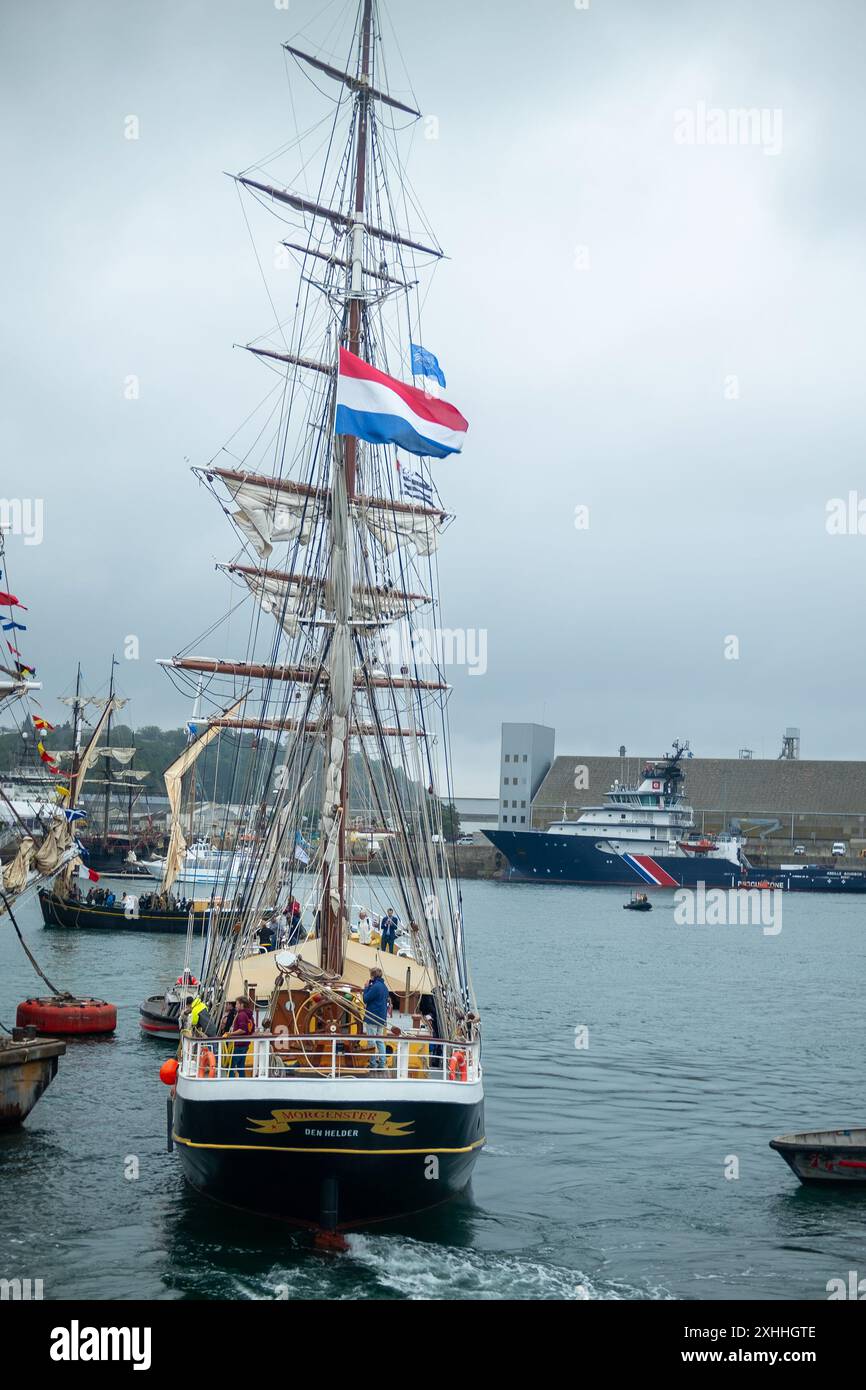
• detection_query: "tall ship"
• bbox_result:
[56,662,162,876]
[160,0,483,1234]
[486,741,866,893]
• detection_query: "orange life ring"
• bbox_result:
[448,1049,467,1082]
[197,1047,217,1078]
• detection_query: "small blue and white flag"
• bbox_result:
[294,830,310,866]
[400,469,435,507]
[64,807,87,823]
[410,343,447,389]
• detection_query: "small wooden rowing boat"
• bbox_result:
[770,1127,866,1183]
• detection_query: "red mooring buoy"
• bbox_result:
[16,996,117,1036]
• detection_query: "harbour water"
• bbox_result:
[1,879,864,1301]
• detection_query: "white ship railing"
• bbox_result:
[179,1033,481,1084]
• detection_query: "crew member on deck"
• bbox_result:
[362,967,389,1071]
[228,996,255,1076]
[380,907,399,954]
[258,918,276,951]
[285,901,305,945]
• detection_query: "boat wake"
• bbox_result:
[345,1234,668,1300]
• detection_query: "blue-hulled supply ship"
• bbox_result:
[485,741,866,894]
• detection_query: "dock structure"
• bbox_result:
[0,1031,65,1127]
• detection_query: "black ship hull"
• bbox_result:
[486,830,866,894]
[39,890,206,935]
[172,1079,484,1229]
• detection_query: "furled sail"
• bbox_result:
[240,571,306,636]
[237,568,428,634]
[58,746,136,765]
[319,443,353,952]
[227,479,317,559]
[355,499,444,556]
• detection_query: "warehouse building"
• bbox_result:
[498,725,866,853]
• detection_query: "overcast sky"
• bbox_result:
[3,0,865,793]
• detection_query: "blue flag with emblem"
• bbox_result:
[410,343,446,389]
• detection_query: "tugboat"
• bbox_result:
[486,740,866,894]
[160,1,483,1234]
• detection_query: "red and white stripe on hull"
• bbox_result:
[622,853,679,887]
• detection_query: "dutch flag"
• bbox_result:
[335,348,468,460]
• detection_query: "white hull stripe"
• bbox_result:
[176,1076,483,1105]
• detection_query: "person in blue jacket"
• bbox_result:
[362,966,390,1071]
[380,907,400,954]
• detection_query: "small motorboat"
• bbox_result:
[139,974,199,1040]
[770,1127,866,1184]
[623,892,652,912]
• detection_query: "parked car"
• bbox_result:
[832,841,847,856]
[793,844,805,855]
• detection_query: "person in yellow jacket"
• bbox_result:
[188,995,217,1036]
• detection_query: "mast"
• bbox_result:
[70,663,82,791]
[102,656,117,845]
[345,0,372,501]
[188,677,203,846]
[320,0,373,976]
